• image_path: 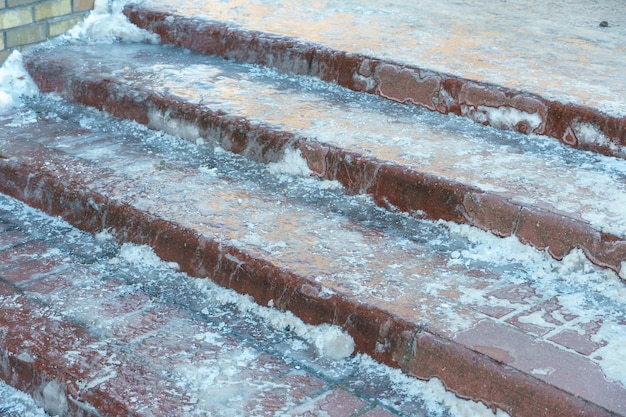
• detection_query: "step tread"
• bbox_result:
[24,43,626,272]
[137,0,626,118]
[1,97,625,415]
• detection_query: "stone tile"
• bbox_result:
[454,319,626,415]
[0,240,56,270]
[20,265,98,297]
[343,368,430,417]
[288,387,369,417]
[485,282,540,306]
[548,319,608,356]
[506,297,577,337]
[107,302,193,344]
[0,280,16,296]
[360,407,400,417]
[243,370,327,416]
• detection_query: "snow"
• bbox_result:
[64,0,159,44]
[114,240,355,360]
[0,382,49,417]
[267,147,312,177]
[0,51,39,113]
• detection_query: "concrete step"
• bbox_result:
[24,42,626,275]
[122,1,626,159]
[1,92,625,416]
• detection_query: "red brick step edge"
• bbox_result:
[23,51,626,277]
[124,4,626,160]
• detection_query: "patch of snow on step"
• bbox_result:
[113,241,355,360]
[0,382,49,417]
[65,0,159,44]
[197,280,355,361]
[0,52,39,114]
[267,147,313,177]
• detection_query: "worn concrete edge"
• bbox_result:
[123,4,626,160]
[0,138,615,417]
[22,52,626,276]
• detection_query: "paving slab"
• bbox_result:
[1,95,625,416]
[23,42,626,275]
[123,0,626,158]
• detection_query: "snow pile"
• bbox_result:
[198,281,355,360]
[356,355,509,417]
[0,51,39,113]
[111,241,180,271]
[268,147,312,177]
[113,242,355,360]
[64,0,159,44]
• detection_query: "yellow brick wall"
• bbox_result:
[0,0,94,64]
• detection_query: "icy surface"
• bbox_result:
[0,382,49,417]
[146,0,626,116]
[36,42,626,235]
[0,192,506,416]
[4,95,626,394]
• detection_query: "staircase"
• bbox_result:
[1,1,625,416]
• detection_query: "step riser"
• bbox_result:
[123,5,626,160]
[24,56,626,276]
[0,136,611,417]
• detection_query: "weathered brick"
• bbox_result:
[73,0,93,12]
[48,14,82,36]
[0,7,33,30]
[6,22,46,47]
[34,0,71,21]
[7,0,39,7]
